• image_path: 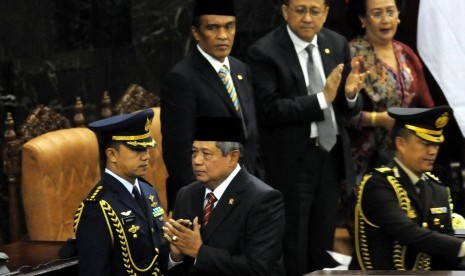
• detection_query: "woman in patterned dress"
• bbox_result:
[347,0,434,183]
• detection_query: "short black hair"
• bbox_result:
[347,0,405,38]
[391,124,414,149]
[98,139,121,171]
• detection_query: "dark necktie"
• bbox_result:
[218,65,240,111]
[417,179,427,202]
[132,186,145,213]
[305,44,337,152]
[203,192,217,228]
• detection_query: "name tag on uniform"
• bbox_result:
[430,207,448,214]
[121,216,136,225]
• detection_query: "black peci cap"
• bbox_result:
[194,116,242,142]
[193,0,235,17]
[88,109,157,149]
[388,105,453,144]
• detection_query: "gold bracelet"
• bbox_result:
[371,111,377,126]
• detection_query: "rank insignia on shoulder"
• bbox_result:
[430,207,447,214]
[393,167,400,178]
[85,185,104,202]
[425,172,441,183]
[152,206,165,218]
[376,167,392,173]
[128,224,140,238]
[121,210,132,216]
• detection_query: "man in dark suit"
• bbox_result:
[247,0,367,274]
[248,0,366,275]
[161,0,262,210]
[351,106,465,270]
[163,117,285,276]
[74,109,168,275]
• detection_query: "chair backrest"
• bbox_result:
[2,100,84,242]
[21,128,100,241]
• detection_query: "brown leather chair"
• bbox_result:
[21,128,100,241]
[20,107,168,241]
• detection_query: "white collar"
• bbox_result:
[197,44,231,73]
[204,164,241,202]
[286,25,318,54]
[105,168,141,194]
[394,158,425,185]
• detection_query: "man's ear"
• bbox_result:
[229,150,240,166]
[395,136,406,155]
[281,4,289,21]
[192,26,199,42]
[106,147,118,163]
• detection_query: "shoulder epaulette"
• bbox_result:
[425,172,442,184]
[375,167,393,174]
[84,185,105,202]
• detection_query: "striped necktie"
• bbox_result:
[203,192,217,228]
[218,65,240,111]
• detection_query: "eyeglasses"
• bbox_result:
[367,9,399,21]
[286,5,325,18]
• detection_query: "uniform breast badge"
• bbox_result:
[121,210,132,216]
[152,206,165,220]
[149,195,157,208]
[128,225,140,238]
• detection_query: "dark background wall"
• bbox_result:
[0,0,463,244]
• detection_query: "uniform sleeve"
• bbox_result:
[194,189,285,276]
[76,202,113,276]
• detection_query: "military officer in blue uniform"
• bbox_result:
[74,109,168,275]
[350,105,465,270]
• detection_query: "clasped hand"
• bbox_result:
[163,216,202,260]
[323,56,369,104]
[345,56,369,98]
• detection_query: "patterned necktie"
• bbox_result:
[218,65,240,111]
[132,186,145,213]
[305,44,337,152]
[203,192,217,228]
